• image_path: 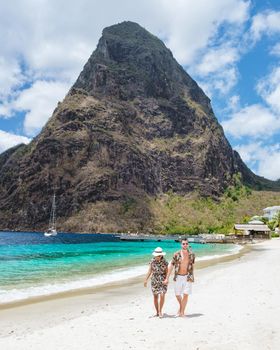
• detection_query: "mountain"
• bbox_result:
[0,21,279,232]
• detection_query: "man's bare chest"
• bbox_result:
[179,251,189,268]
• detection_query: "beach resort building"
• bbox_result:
[263,206,280,220]
[234,220,271,239]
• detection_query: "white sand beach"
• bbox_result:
[0,239,279,350]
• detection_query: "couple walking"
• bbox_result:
[144,238,195,318]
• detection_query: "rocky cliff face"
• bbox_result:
[0,22,278,232]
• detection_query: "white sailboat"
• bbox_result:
[44,194,58,237]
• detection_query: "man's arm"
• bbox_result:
[187,252,195,282]
[190,252,195,264]
[163,255,176,285]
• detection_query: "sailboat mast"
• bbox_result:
[52,194,56,229]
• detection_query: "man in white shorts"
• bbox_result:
[164,238,195,317]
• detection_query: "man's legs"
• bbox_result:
[175,277,183,316]
[153,294,159,316]
[176,295,182,315]
[176,294,188,316]
[180,293,189,316]
[180,280,192,316]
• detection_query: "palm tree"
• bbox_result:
[270,212,280,231]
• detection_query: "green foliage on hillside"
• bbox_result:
[121,197,137,214]
[224,173,252,201]
[150,186,280,235]
[60,187,279,235]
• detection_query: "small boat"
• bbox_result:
[44,194,58,237]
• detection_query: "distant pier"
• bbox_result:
[117,234,207,243]
[116,233,239,244]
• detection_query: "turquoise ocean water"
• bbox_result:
[0,232,240,304]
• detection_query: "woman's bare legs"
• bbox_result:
[159,293,165,317]
[153,294,159,316]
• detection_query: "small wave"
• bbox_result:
[0,265,147,304]
[196,244,243,261]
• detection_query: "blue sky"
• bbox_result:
[0,0,280,180]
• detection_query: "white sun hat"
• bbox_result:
[152,247,166,256]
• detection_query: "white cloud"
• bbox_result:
[250,10,280,42]
[0,130,31,154]
[228,95,241,112]
[196,47,239,75]
[194,8,280,97]
[0,57,25,99]
[222,104,280,139]
[235,142,280,180]
[0,0,250,99]
[213,67,238,94]
[27,42,92,82]
[160,0,249,65]
[0,0,252,138]
[13,80,70,136]
[189,30,243,95]
[166,1,249,95]
[259,149,280,181]
[270,43,280,56]
[223,65,280,140]
[197,66,239,97]
[257,66,280,113]
[0,101,13,118]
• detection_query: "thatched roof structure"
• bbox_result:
[234,224,270,234]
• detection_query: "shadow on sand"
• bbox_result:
[155,313,204,319]
[186,313,204,318]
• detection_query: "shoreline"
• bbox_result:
[0,229,253,240]
[0,242,249,310]
[0,239,279,349]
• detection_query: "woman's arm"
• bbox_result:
[144,264,152,287]
[163,261,174,285]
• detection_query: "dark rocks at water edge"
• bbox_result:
[0,21,279,232]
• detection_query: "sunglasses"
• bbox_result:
[182,243,188,245]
